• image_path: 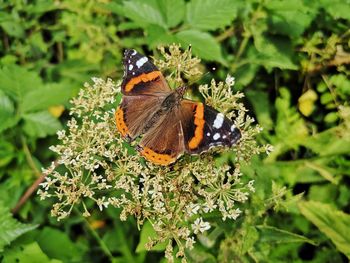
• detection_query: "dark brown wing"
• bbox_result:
[116,49,173,140]
[179,100,241,154]
[115,95,167,140]
[121,49,171,96]
[136,109,185,166]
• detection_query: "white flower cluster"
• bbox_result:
[39,45,272,262]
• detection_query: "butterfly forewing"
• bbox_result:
[122,49,171,96]
[116,49,173,140]
[179,100,241,154]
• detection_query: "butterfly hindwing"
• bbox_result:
[115,95,166,140]
[137,109,185,165]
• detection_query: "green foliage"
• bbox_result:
[0,0,349,262]
[299,201,350,258]
[0,203,38,253]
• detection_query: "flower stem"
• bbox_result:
[82,216,115,261]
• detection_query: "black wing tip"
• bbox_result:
[123,49,140,58]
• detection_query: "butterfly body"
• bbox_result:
[116,49,241,165]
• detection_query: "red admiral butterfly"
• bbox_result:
[116,49,241,165]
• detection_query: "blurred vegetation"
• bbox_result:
[0,0,350,262]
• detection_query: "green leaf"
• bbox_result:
[302,129,350,157]
[0,65,43,101]
[246,90,273,130]
[185,0,240,30]
[22,83,73,113]
[241,226,259,254]
[0,140,15,167]
[146,25,177,48]
[36,227,83,261]
[319,0,350,20]
[197,227,223,248]
[253,35,298,70]
[0,202,38,252]
[0,90,18,132]
[299,201,350,259]
[256,225,317,245]
[158,0,185,27]
[2,242,61,263]
[176,30,225,62]
[0,21,25,38]
[122,1,166,28]
[136,221,167,253]
[186,245,216,263]
[266,0,315,37]
[23,111,62,138]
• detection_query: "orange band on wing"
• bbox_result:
[115,107,129,137]
[188,103,205,149]
[125,71,161,92]
[140,147,176,166]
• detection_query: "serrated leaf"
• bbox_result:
[122,1,166,28]
[136,221,166,253]
[158,0,185,27]
[146,25,176,48]
[302,129,350,157]
[266,0,315,37]
[319,0,350,20]
[37,227,83,261]
[241,226,259,254]
[0,140,15,167]
[256,225,316,245]
[23,111,62,138]
[0,203,38,252]
[299,201,350,259]
[0,21,25,38]
[2,242,61,263]
[176,30,225,63]
[185,0,240,30]
[253,35,298,70]
[0,90,17,132]
[0,65,43,101]
[22,83,73,113]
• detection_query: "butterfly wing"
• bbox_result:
[116,95,166,140]
[116,49,172,140]
[179,100,241,154]
[137,109,185,165]
[122,49,171,96]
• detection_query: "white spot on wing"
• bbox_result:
[223,135,227,139]
[213,113,224,129]
[132,50,137,55]
[213,133,220,140]
[231,124,236,131]
[136,57,148,68]
[128,64,133,71]
[206,132,210,137]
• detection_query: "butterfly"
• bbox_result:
[115,49,241,165]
